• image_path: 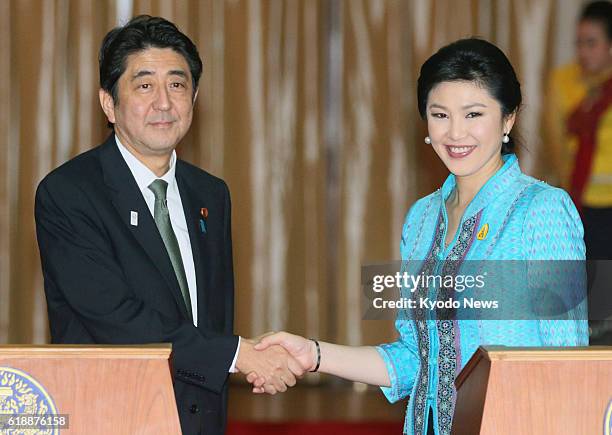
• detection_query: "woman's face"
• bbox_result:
[576,19,612,75]
[426,80,515,179]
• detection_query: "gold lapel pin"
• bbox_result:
[477,223,489,240]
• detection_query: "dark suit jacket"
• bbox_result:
[35,135,238,435]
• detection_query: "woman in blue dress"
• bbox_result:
[251,38,589,435]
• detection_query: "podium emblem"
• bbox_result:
[0,366,60,434]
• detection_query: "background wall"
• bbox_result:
[0,0,583,347]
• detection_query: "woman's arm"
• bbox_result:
[252,332,391,388]
[522,188,589,346]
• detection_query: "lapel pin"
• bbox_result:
[130,211,138,227]
[477,223,489,240]
[199,208,208,234]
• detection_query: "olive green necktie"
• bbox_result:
[148,179,193,321]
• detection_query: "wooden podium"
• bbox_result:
[452,346,612,434]
[0,344,181,434]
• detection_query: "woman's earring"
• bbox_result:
[424,136,431,144]
[502,133,510,144]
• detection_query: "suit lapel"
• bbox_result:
[98,136,191,320]
[176,166,211,328]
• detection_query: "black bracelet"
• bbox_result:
[310,339,321,372]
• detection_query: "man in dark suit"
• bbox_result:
[35,15,302,435]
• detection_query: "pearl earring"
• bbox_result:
[502,133,510,144]
[424,136,431,144]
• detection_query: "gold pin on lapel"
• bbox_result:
[477,223,489,240]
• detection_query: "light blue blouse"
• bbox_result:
[376,154,589,435]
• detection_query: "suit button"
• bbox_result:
[190,404,199,414]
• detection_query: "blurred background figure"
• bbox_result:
[545,0,612,260]
[544,0,612,345]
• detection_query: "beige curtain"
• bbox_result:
[0,0,582,345]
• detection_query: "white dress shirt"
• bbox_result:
[116,136,239,372]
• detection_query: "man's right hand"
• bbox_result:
[244,332,318,393]
[254,331,317,372]
[236,337,305,394]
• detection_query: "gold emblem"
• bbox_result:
[477,223,489,240]
[0,366,59,434]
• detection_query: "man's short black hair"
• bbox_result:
[99,15,202,107]
[580,1,612,40]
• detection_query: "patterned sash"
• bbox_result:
[566,76,612,212]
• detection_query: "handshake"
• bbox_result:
[235,332,317,395]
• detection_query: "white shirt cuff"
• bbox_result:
[229,336,241,373]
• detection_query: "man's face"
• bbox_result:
[101,47,196,158]
[576,19,612,75]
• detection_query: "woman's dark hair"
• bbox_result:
[580,1,612,40]
[417,38,522,154]
[99,15,202,107]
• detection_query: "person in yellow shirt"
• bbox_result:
[546,0,612,260]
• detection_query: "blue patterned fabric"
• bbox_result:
[376,154,589,435]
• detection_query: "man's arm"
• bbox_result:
[36,173,298,393]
